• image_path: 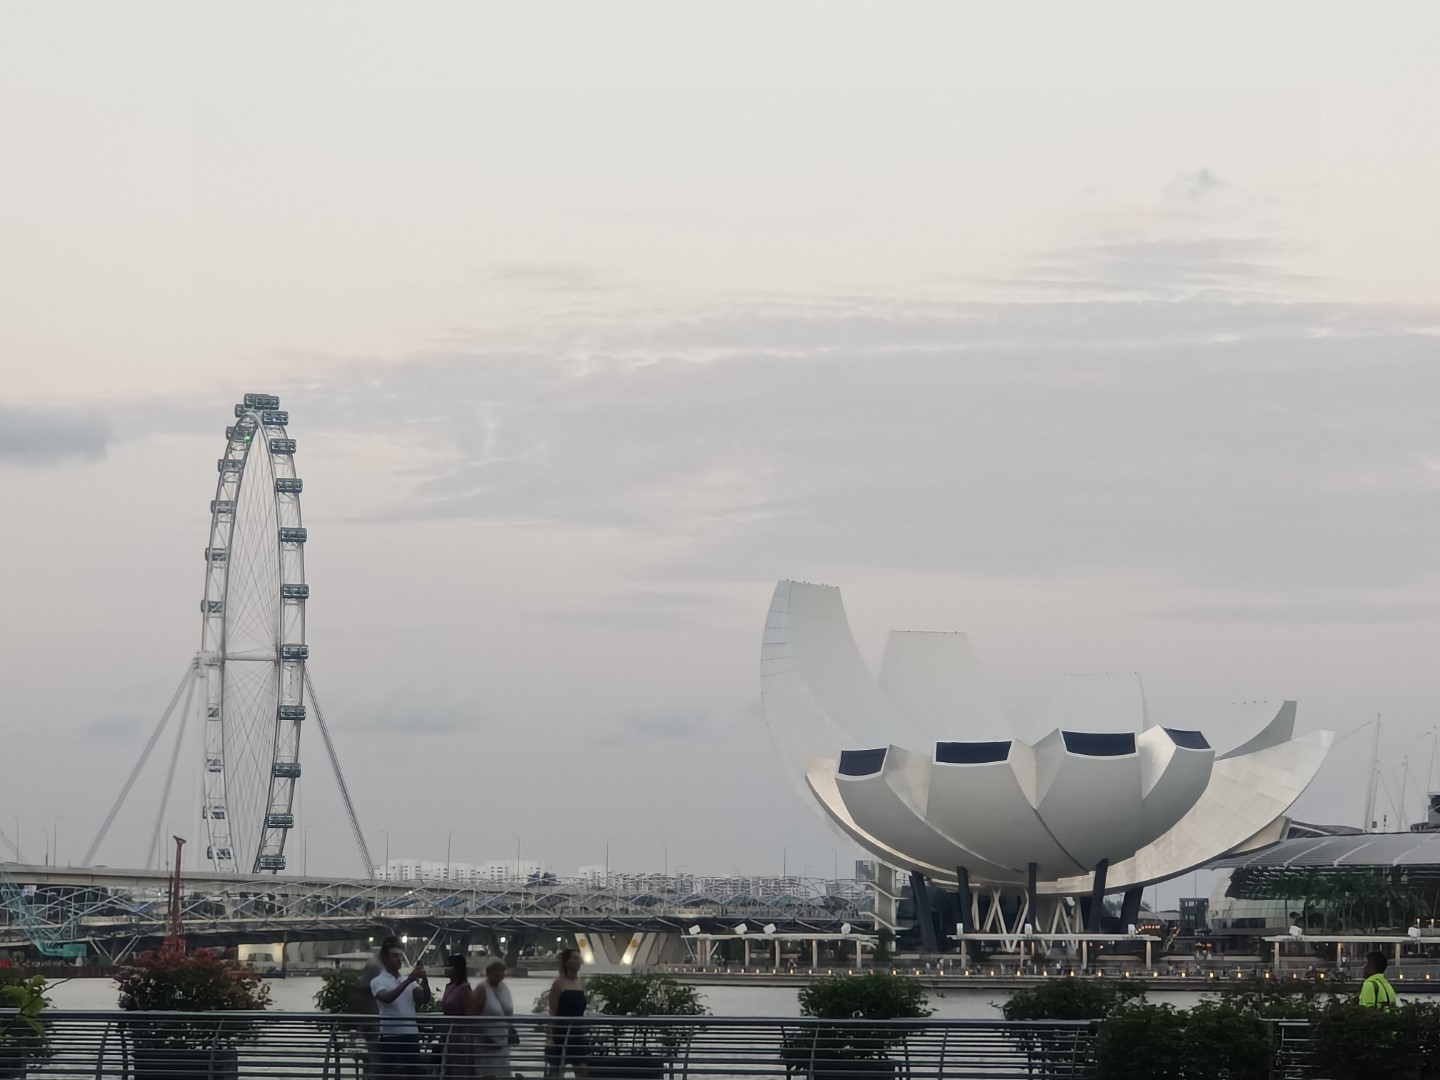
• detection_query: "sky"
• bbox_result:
[2,3,1440,907]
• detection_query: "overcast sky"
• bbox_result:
[2,4,1439,905]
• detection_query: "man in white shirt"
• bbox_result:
[369,940,431,1077]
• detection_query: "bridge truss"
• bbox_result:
[0,869,875,960]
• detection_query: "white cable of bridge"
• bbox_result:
[83,663,193,867]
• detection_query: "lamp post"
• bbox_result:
[605,836,614,881]
[662,839,668,878]
[513,833,522,882]
[832,847,839,883]
[445,830,455,882]
[782,843,789,879]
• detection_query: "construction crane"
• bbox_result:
[162,836,187,956]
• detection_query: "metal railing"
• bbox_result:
[0,1011,1096,1078]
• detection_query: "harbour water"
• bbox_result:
[44,974,1209,1017]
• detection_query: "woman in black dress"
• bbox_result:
[546,949,590,1078]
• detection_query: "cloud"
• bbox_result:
[1019,236,1313,299]
[337,688,488,735]
[593,708,715,746]
[1151,600,1440,625]
[272,291,1439,599]
[0,405,114,465]
[79,712,147,741]
[471,262,614,293]
[1164,168,1227,201]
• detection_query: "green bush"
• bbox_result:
[1310,1000,1403,1080]
[1091,1003,1188,1080]
[1001,978,1144,1020]
[585,973,708,1017]
[1182,1001,1272,1080]
[314,970,368,1014]
[797,974,932,1022]
[1212,973,1338,1019]
[786,975,932,1067]
[0,974,49,1048]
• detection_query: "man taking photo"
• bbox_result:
[370,939,432,1076]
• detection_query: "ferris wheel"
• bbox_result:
[85,393,372,878]
[199,393,308,873]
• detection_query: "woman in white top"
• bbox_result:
[468,958,515,1080]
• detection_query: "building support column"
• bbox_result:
[955,866,973,935]
[910,871,939,953]
[1026,863,1038,930]
[1120,886,1143,929]
[1085,859,1110,933]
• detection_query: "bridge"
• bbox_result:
[0,863,877,964]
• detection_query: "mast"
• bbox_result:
[1400,754,1410,829]
[1363,714,1382,832]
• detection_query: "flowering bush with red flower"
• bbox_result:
[116,948,271,1013]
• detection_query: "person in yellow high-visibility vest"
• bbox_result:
[1359,950,1398,1008]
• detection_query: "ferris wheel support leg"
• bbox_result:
[146,674,196,869]
[304,668,377,879]
[83,664,194,867]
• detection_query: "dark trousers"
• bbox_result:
[376,1033,422,1078]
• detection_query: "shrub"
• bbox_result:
[116,948,272,1012]
[585,973,708,1017]
[116,948,272,1059]
[797,974,932,1022]
[1310,1000,1405,1080]
[314,970,369,1015]
[1182,1001,1272,1080]
[1002,978,1144,1021]
[1212,973,1335,1019]
[0,974,50,1070]
[1090,1003,1188,1080]
[787,975,932,1067]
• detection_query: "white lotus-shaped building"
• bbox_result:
[760,580,1333,901]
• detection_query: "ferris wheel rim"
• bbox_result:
[198,395,308,874]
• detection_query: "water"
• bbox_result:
[43,974,1209,1018]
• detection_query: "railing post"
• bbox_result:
[93,1017,113,1080]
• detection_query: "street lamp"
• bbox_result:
[782,843,789,879]
[832,847,839,883]
[605,836,614,880]
[513,834,522,882]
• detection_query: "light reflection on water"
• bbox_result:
[46,974,1209,1018]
